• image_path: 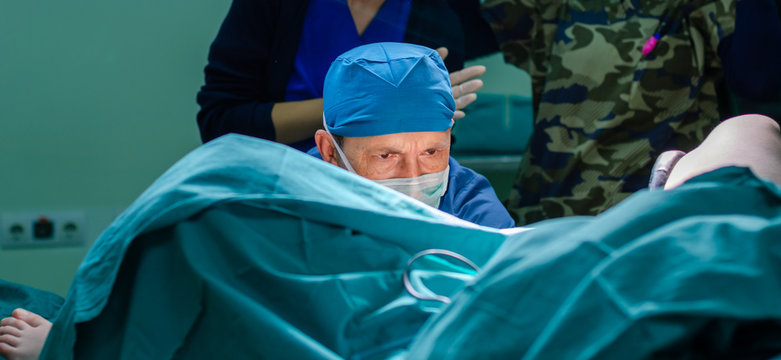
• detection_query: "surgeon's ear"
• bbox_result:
[315,130,339,166]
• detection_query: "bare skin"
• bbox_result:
[666,114,781,189]
[0,308,52,360]
[314,129,451,180]
[270,0,486,145]
[348,0,385,35]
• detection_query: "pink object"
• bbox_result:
[642,35,660,56]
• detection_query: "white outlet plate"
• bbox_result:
[1,211,85,249]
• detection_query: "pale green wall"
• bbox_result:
[0,1,231,296]
[466,52,531,97]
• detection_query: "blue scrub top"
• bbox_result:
[285,0,412,151]
[440,157,515,229]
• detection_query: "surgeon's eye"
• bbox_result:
[379,153,391,159]
[423,149,439,156]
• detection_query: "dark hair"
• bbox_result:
[331,134,344,147]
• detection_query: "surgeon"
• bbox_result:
[312,42,515,229]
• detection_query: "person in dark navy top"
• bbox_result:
[313,42,514,228]
[197,0,487,152]
[721,0,781,102]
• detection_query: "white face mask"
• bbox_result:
[374,166,449,208]
[324,116,449,208]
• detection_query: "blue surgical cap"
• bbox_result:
[323,42,455,137]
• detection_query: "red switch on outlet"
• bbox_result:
[33,216,54,240]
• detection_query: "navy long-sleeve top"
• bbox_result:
[721,0,781,100]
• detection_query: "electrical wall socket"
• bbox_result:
[0,211,85,249]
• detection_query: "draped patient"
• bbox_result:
[2,43,780,359]
[0,42,513,359]
[4,112,779,359]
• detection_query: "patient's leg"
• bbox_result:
[0,308,51,360]
[666,114,781,189]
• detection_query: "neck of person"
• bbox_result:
[347,0,386,36]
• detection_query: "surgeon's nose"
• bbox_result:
[398,156,423,178]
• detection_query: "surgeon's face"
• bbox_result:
[319,130,451,180]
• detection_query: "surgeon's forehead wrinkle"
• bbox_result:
[343,131,451,154]
[345,136,404,154]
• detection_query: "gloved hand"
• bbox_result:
[648,150,687,190]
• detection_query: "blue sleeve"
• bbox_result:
[195,0,288,143]
[721,0,781,100]
[439,158,516,228]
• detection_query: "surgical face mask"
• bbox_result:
[324,116,449,208]
[375,167,449,208]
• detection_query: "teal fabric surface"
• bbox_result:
[34,133,781,358]
[451,93,534,156]
[0,279,63,322]
[39,134,505,359]
[407,166,781,359]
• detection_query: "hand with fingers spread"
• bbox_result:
[0,308,51,360]
[436,47,486,121]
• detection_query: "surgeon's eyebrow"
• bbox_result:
[369,139,449,154]
[372,146,403,154]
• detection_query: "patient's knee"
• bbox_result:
[709,114,780,140]
[665,114,781,189]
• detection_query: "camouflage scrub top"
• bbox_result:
[482,0,735,225]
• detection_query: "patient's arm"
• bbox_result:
[0,308,51,360]
[666,114,781,189]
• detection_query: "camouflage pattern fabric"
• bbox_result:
[482,0,735,225]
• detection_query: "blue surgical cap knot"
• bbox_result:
[323,42,456,137]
